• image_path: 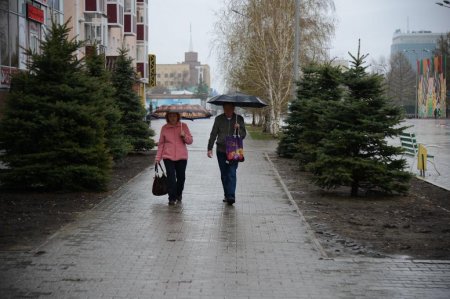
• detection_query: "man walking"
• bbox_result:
[207,103,246,205]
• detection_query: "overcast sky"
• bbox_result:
[148,0,450,92]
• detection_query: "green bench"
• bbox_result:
[399,132,440,175]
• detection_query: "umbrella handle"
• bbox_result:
[234,114,240,138]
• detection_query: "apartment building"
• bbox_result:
[64,0,149,104]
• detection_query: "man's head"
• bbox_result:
[223,103,235,116]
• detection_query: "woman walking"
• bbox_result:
[155,111,193,205]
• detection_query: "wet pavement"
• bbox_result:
[401,119,450,190]
[0,118,449,298]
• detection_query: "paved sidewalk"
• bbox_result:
[1,119,449,298]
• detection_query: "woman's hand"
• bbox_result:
[180,130,186,139]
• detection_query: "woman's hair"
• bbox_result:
[165,112,181,123]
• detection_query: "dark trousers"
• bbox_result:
[163,159,187,201]
[216,151,238,200]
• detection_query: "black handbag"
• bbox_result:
[152,162,168,196]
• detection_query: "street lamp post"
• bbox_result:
[294,0,300,82]
[294,0,300,84]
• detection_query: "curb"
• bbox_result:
[264,152,329,259]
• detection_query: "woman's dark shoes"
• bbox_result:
[177,195,182,202]
[168,200,176,206]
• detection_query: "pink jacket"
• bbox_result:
[156,122,193,162]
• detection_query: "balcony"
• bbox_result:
[124,13,136,35]
[107,3,123,27]
[106,56,118,72]
[137,24,147,41]
[84,20,108,48]
[136,62,147,80]
[85,0,106,15]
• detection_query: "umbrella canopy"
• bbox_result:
[151,104,212,120]
[207,92,268,108]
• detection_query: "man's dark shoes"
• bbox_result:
[177,195,182,202]
[168,200,176,206]
[223,198,235,205]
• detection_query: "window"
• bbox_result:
[164,73,168,78]
[10,0,18,13]
[137,4,145,23]
[0,0,8,11]
[29,21,40,54]
[124,0,135,13]
[118,4,123,24]
[84,22,107,47]
[0,10,8,66]
[18,0,26,15]
[9,14,18,67]
[18,16,27,69]
[136,44,145,62]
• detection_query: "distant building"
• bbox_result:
[155,27,210,90]
[390,29,444,72]
[0,0,65,115]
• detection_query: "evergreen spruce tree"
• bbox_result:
[111,48,155,151]
[85,46,132,159]
[278,64,343,166]
[308,41,411,196]
[0,21,111,190]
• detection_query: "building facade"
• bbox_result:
[391,29,444,72]
[0,0,64,114]
[64,0,149,104]
[155,50,210,90]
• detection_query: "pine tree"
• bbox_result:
[308,41,411,196]
[84,46,132,159]
[0,21,111,190]
[278,63,343,165]
[111,47,155,151]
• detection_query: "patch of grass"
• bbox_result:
[247,125,276,140]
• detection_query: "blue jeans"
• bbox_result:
[216,151,238,200]
[163,159,187,201]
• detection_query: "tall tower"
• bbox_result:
[184,24,200,86]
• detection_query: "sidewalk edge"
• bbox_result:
[264,152,329,259]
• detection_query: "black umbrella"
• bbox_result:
[207,92,268,108]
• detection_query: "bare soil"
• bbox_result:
[0,152,155,251]
[270,153,450,260]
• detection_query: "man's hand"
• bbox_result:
[207,150,213,158]
[234,123,240,129]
